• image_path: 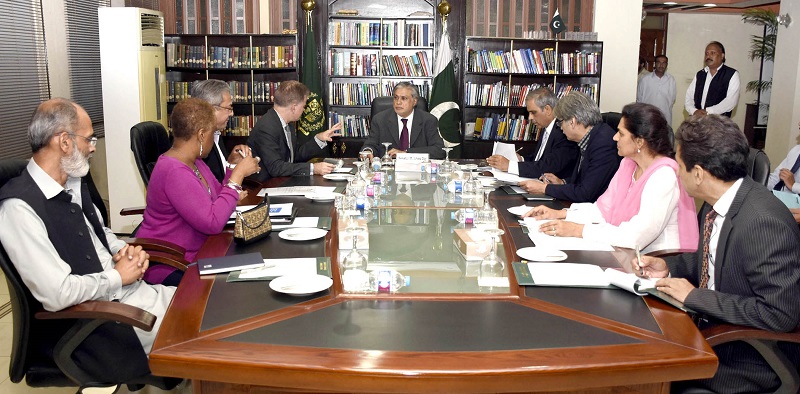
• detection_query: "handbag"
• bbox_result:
[233,195,272,244]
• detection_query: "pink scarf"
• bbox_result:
[595,157,698,250]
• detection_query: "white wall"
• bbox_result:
[764,0,800,165]
[594,0,642,113]
[665,13,762,129]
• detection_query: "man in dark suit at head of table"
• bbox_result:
[518,91,620,203]
[486,87,578,180]
[636,115,800,394]
[247,80,343,181]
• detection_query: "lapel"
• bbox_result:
[540,124,559,155]
[714,178,750,286]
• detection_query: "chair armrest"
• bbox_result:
[123,237,187,258]
[120,206,145,216]
[34,300,156,332]
[148,250,190,271]
[703,323,800,347]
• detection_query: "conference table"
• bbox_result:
[148,164,717,393]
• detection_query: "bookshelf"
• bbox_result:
[323,0,437,158]
[164,34,298,145]
[461,37,603,158]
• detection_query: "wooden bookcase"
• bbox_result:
[461,37,603,158]
[164,34,298,146]
[321,0,437,158]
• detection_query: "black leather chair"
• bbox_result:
[601,112,622,131]
[130,121,171,187]
[0,158,184,392]
[370,96,428,120]
[747,148,771,186]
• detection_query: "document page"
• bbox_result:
[258,186,336,197]
[523,218,614,251]
[492,141,519,162]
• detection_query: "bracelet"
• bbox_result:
[225,181,243,192]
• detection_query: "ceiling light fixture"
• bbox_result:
[703,3,716,6]
[664,1,677,4]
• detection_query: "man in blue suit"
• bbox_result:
[519,91,619,202]
[637,115,800,393]
[486,87,578,179]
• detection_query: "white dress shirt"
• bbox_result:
[767,144,800,193]
[684,63,740,115]
[566,166,681,254]
[0,159,175,353]
[706,178,744,290]
[637,71,676,125]
[396,111,415,149]
[508,118,555,175]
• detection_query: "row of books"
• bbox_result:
[464,82,546,107]
[222,115,255,136]
[552,83,599,103]
[557,51,601,75]
[328,112,371,138]
[467,47,556,74]
[167,80,285,103]
[383,52,431,77]
[472,113,537,141]
[329,51,380,76]
[328,81,430,106]
[166,43,296,69]
[328,20,433,47]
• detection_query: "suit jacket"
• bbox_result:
[203,138,229,183]
[362,108,445,159]
[543,122,620,203]
[247,108,326,181]
[518,123,579,179]
[667,177,800,393]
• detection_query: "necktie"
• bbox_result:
[399,118,409,152]
[534,128,550,161]
[699,209,718,289]
[773,153,800,190]
[284,125,294,163]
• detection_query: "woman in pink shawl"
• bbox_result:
[523,103,698,253]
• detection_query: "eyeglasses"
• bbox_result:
[214,104,234,113]
[65,132,98,146]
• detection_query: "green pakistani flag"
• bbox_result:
[428,20,461,158]
[296,12,325,146]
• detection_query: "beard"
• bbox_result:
[61,144,92,178]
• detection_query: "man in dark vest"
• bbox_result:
[684,41,740,118]
[0,98,175,354]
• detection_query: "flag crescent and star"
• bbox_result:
[550,9,567,35]
[429,20,461,149]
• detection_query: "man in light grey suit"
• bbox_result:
[636,115,800,393]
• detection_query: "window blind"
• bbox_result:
[65,0,110,138]
[0,1,50,159]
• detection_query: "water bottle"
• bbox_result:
[371,156,381,172]
[369,270,410,293]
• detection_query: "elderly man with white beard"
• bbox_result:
[0,98,175,354]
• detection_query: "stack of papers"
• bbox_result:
[522,218,614,251]
[258,186,336,197]
[228,257,331,282]
[491,141,519,162]
[491,170,538,184]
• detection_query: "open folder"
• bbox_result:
[512,262,694,313]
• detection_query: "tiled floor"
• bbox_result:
[0,272,189,394]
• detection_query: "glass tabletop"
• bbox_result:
[337,206,509,295]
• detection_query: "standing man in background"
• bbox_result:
[193,79,234,182]
[684,41,740,118]
[637,55,676,125]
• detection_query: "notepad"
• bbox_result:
[198,252,264,275]
[227,257,332,282]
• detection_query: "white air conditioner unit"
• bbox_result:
[99,7,167,233]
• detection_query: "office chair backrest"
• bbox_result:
[601,112,622,132]
[370,96,429,119]
[747,148,771,186]
[130,121,171,187]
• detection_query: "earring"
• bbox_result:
[199,141,204,157]
[637,147,641,154]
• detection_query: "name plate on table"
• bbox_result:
[395,153,429,172]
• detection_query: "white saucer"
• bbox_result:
[507,205,531,216]
[323,173,354,181]
[516,247,568,262]
[278,227,328,241]
[269,274,333,296]
[305,192,341,202]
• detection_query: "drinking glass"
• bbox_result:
[439,147,455,176]
[358,150,370,164]
[479,228,505,284]
[381,142,393,167]
[341,227,369,292]
[475,187,498,229]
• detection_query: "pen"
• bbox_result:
[236,148,246,158]
[635,245,644,277]
[515,147,523,153]
[539,175,550,184]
